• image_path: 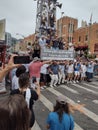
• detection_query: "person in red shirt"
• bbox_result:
[29,57,51,84]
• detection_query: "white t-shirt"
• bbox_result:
[39,38,46,48]
[67,64,74,73]
[0,78,6,93]
[59,65,65,74]
[12,75,19,90]
[40,64,49,74]
[81,64,87,73]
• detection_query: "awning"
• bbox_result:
[75,45,88,51]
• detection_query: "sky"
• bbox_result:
[0,0,98,39]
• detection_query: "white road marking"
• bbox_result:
[60,85,79,94]
[83,82,98,89]
[40,94,83,130]
[47,87,98,123]
[91,82,98,86]
[72,83,98,95]
[92,100,98,104]
[32,120,41,130]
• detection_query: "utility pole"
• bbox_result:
[88,13,92,54]
[60,12,64,38]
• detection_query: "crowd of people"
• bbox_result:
[39,59,96,89]
[32,35,67,59]
[1,54,96,130]
[9,56,96,91]
[0,55,75,130]
[0,1,97,130]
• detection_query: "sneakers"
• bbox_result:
[43,86,47,89]
[69,81,73,83]
[67,81,69,84]
[50,85,54,88]
[64,80,67,83]
[73,81,76,83]
[54,84,57,87]
[62,81,64,84]
[41,87,44,90]
[76,80,79,83]
[58,82,60,85]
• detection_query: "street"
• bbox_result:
[33,79,98,130]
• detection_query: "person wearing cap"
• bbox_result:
[86,61,95,82]
[48,60,60,87]
[46,95,74,130]
[39,35,47,49]
[29,57,52,85]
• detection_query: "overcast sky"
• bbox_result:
[0,0,98,39]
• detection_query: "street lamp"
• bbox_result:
[16,33,25,39]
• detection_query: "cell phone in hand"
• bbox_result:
[0,61,2,67]
[14,56,30,64]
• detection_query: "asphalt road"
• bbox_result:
[0,79,98,130]
[33,79,98,130]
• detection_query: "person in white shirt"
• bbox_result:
[39,36,46,49]
[40,63,50,89]
[67,61,74,83]
[12,65,26,90]
[81,62,87,81]
[58,61,65,84]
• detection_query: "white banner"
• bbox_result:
[41,49,74,60]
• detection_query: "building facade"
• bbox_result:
[5,32,12,46]
[57,16,98,56]
[15,34,35,52]
[74,23,98,55]
[57,16,78,43]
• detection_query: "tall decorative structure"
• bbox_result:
[35,0,62,37]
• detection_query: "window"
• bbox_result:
[79,36,81,42]
[94,44,98,52]
[28,42,31,46]
[96,30,98,38]
[85,35,88,41]
[68,23,74,33]
[68,36,72,43]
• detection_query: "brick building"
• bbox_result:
[15,33,35,52]
[74,23,98,55]
[57,16,78,43]
[57,16,98,56]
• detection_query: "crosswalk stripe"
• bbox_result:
[91,82,98,86]
[92,100,98,104]
[47,87,98,123]
[32,121,41,130]
[83,82,98,89]
[40,94,83,130]
[60,85,79,94]
[72,83,98,95]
